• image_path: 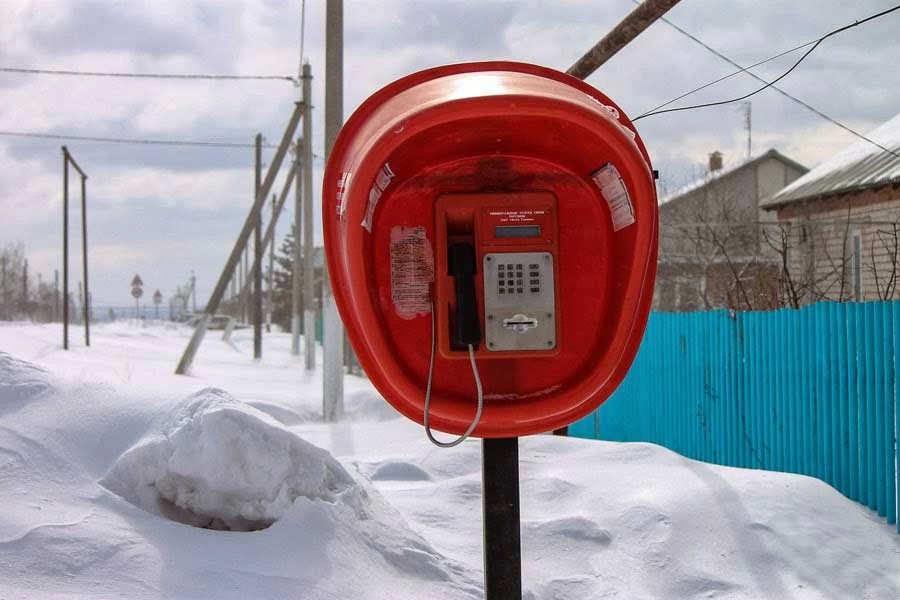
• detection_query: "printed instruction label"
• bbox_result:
[362,163,395,232]
[591,163,635,232]
[389,226,434,319]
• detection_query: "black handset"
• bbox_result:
[448,243,482,348]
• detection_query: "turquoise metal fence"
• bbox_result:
[569,301,900,533]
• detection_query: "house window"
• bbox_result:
[850,227,862,301]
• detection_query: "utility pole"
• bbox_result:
[291,141,303,355]
[175,102,303,375]
[254,133,263,359]
[22,259,28,311]
[54,269,59,322]
[302,61,316,372]
[323,0,345,420]
[190,270,196,312]
[267,193,276,333]
[62,148,69,349]
[234,163,297,319]
[80,172,90,346]
[61,146,89,348]
[743,101,752,159]
[566,0,681,79]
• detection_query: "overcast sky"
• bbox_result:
[1,0,899,309]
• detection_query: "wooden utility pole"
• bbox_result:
[62,148,68,349]
[253,133,263,359]
[267,193,276,333]
[323,0,345,420]
[80,173,90,346]
[235,163,297,315]
[566,0,681,80]
[61,146,89,349]
[291,140,303,355]
[175,103,304,375]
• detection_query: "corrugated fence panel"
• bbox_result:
[569,301,900,534]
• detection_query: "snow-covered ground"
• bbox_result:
[1,321,898,599]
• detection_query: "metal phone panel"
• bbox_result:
[483,252,556,351]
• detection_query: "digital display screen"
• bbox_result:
[495,225,540,238]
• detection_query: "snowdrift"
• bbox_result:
[103,388,359,531]
[1,324,898,599]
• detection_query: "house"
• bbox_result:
[655,149,808,311]
[762,113,900,303]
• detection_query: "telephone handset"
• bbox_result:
[448,243,482,348]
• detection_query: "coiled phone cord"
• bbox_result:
[423,301,484,448]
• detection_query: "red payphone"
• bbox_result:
[324,61,658,439]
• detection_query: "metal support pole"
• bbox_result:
[566,0,681,80]
[291,143,303,356]
[323,0,345,420]
[253,133,263,359]
[175,102,303,375]
[482,438,522,600]
[80,174,90,346]
[301,62,316,371]
[62,147,69,350]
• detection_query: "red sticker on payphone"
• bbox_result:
[389,226,434,319]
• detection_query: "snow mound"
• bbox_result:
[370,459,432,482]
[0,351,50,409]
[103,387,359,531]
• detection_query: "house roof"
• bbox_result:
[660,148,807,207]
[762,112,900,210]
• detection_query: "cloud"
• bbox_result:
[2,0,899,307]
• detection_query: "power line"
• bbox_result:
[0,129,277,149]
[0,129,327,160]
[636,1,900,161]
[0,66,296,83]
[634,4,900,132]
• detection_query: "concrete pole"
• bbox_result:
[291,142,303,355]
[253,133,263,359]
[302,62,316,372]
[175,102,303,375]
[323,0,345,420]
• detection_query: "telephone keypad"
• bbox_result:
[497,261,542,296]
[484,252,556,352]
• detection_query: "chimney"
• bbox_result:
[708,151,723,173]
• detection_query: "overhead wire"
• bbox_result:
[633,3,900,139]
[632,0,900,161]
[0,130,326,161]
[0,66,296,83]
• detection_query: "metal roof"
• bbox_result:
[763,112,900,209]
[660,149,806,206]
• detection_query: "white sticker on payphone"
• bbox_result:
[591,163,635,232]
[389,226,434,319]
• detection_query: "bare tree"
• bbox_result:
[869,213,900,300]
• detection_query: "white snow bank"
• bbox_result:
[103,387,359,531]
[0,350,50,407]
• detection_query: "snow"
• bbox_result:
[1,321,899,599]
[768,111,900,205]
